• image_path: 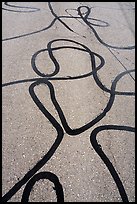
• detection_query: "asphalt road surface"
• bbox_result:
[2,2,135,202]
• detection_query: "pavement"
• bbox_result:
[2,2,135,202]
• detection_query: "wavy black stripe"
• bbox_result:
[90,125,135,202]
[21,172,64,202]
[77,6,135,50]
[2,81,64,202]
[3,2,40,12]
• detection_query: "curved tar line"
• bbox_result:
[32,38,135,96]
[3,1,134,48]
[2,69,135,96]
[2,84,64,202]
[2,39,135,201]
[65,8,110,27]
[31,45,104,78]
[21,172,64,202]
[90,125,135,202]
[2,15,82,42]
[77,6,135,50]
[2,38,135,97]
[2,37,104,88]
[36,69,130,135]
[2,2,40,12]
[2,2,81,41]
[2,18,56,41]
[29,67,134,136]
[92,61,135,95]
[48,2,134,49]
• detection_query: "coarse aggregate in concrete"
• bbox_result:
[2,2,135,202]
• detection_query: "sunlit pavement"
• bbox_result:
[2,2,135,202]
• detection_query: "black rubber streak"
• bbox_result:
[2,2,40,12]
[21,172,64,202]
[2,2,135,203]
[2,38,135,202]
[90,125,135,202]
[2,2,135,50]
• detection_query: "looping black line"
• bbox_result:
[2,2,40,12]
[65,8,109,27]
[29,39,135,137]
[29,69,135,136]
[2,2,135,51]
[31,38,104,78]
[2,1,135,202]
[21,172,64,202]
[77,5,135,50]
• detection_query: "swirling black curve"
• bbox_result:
[2,2,40,12]
[2,2,135,51]
[31,38,135,96]
[65,8,110,27]
[21,172,64,202]
[29,68,133,137]
[77,6,135,50]
[2,39,135,138]
[2,89,64,202]
[2,2,77,42]
[27,63,135,202]
[29,39,135,135]
[2,29,135,201]
[31,38,104,78]
[90,125,135,202]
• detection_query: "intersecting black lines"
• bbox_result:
[2,2,135,51]
[31,38,104,78]
[77,5,135,50]
[2,2,135,202]
[30,39,135,136]
[65,7,110,27]
[2,2,77,41]
[2,37,135,202]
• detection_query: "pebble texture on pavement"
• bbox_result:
[2,2,135,202]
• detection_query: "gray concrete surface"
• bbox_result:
[2,2,135,202]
